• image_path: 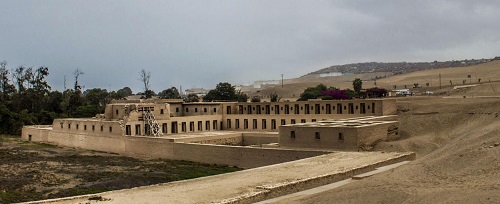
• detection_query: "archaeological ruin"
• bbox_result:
[22,99,402,167]
[20,98,417,203]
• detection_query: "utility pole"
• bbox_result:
[439,73,441,89]
[281,74,284,88]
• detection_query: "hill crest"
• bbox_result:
[303,58,497,77]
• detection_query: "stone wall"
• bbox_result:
[357,122,399,150]
[21,127,328,169]
[171,133,243,145]
[279,126,359,150]
[242,132,279,146]
[172,143,328,169]
[278,120,399,151]
[52,119,124,136]
[382,99,398,115]
[21,126,51,142]
[181,103,222,116]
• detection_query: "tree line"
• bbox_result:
[0,61,139,134]
[297,78,387,101]
[0,63,192,135]
[0,60,386,135]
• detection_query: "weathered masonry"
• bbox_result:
[279,116,399,151]
[22,98,399,166]
[45,99,396,137]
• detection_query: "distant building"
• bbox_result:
[392,89,412,96]
[185,88,210,97]
[319,72,343,77]
[253,80,280,88]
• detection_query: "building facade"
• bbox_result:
[46,99,396,138]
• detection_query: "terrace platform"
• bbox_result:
[29,151,415,204]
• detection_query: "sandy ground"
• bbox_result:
[31,151,413,204]
[268,97,500,203]
[0,138,240,204]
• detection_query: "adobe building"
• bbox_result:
[22,98,399,167]
[21,98,414,204]
[279,118,399,151]
[43,98,396,137]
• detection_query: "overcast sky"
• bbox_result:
[1,0,499,93]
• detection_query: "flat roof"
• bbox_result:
[283,116,397,128]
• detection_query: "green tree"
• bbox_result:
[203,90,216,102]
[83,88,109,112]
[0,61,15,102]
[352,78,362,96]
[235,91,248,102]
[269,92,281,102]
[159,87,181,99]
[0,103,17,134]
[61,89,84,117]
[250,96,261,102]
[298,84,327,101]
[117,87,133,96]
[184,93,200,102]
[73,105,100,118]
[45,91,63,114]
[142,90,156,99]
[203,82,236,102]
[107,90,126,101]
[29,67,51,113]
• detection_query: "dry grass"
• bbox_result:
[254,60,500,100]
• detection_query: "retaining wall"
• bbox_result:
[21,126,327,169]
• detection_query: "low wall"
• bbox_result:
[122,136,175,159]
[242,132,279,146]
[220,152,416,204]
[21,126,52,142]
[171,133,243,145]
[21,126,328,169]
[172,143,327,169]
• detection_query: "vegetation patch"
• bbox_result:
[0,136,241,204]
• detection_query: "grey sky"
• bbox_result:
[1,0,499,93]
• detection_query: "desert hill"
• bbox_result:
[252,60,500,100]
[303,59,491,77]
[272,96,500,203]
[259,60,500,203]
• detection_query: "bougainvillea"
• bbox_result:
[320,90,352,100]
